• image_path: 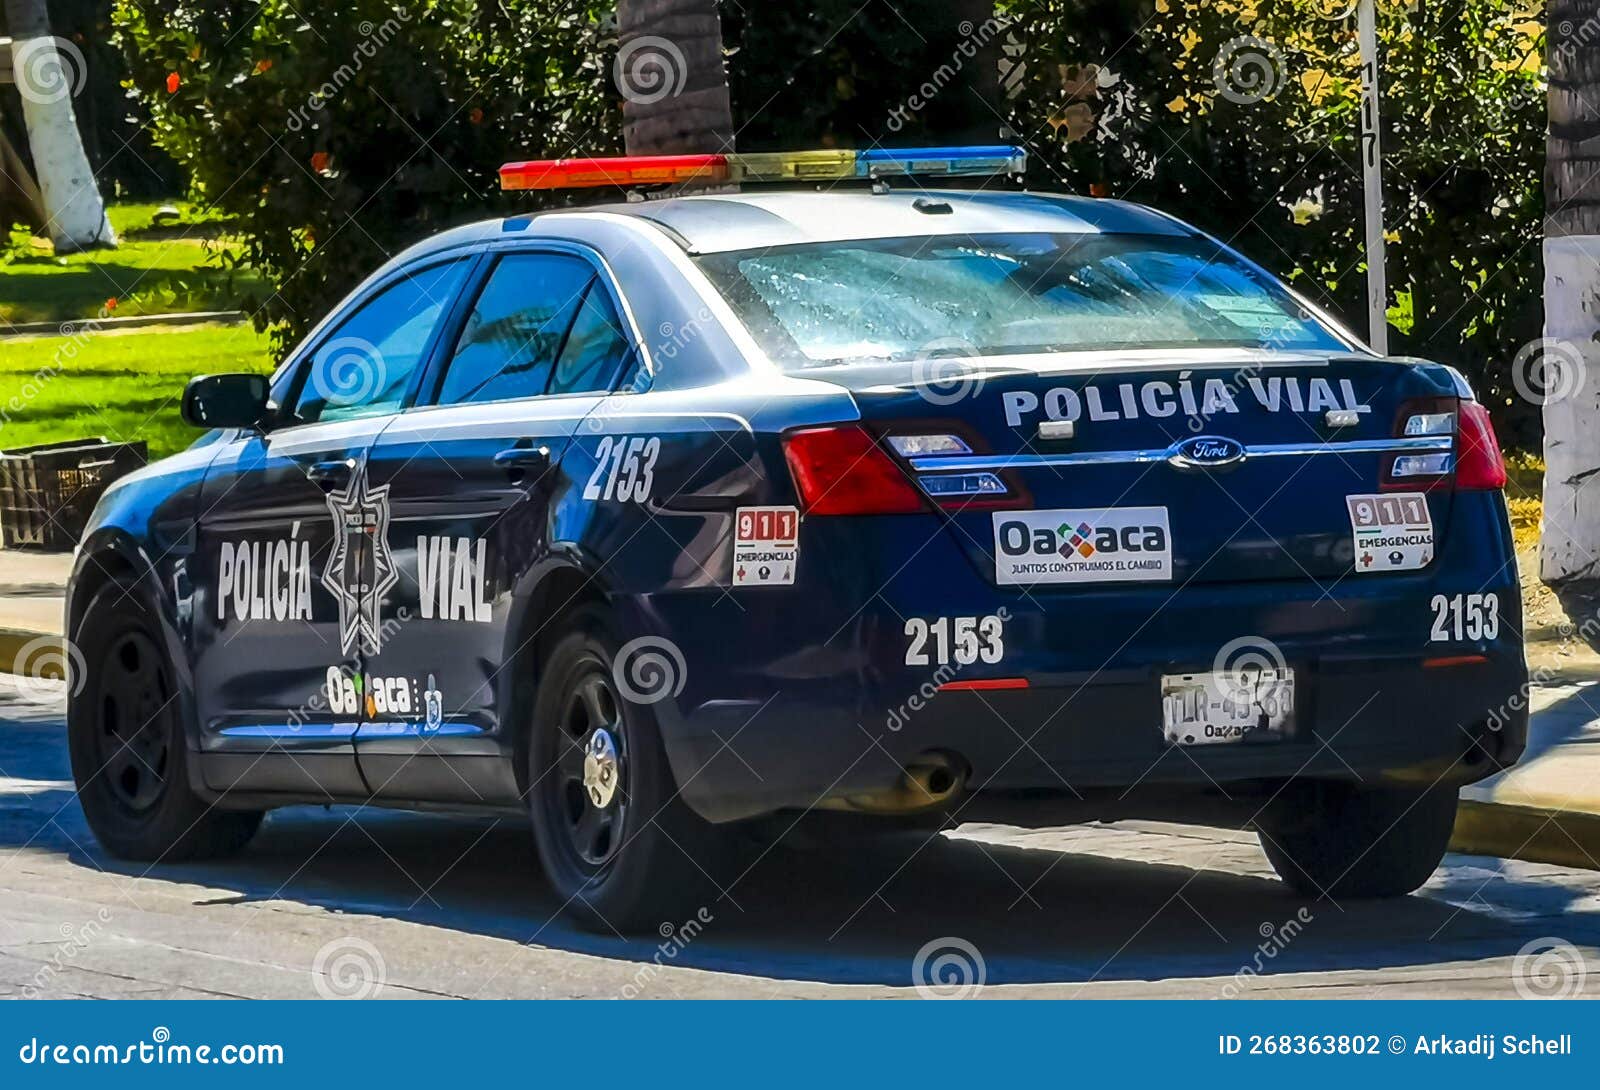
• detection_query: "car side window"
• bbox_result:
[435,253,594,406]
[293,258,471,425]
[546,281,634,397]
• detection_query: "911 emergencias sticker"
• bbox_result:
[1347,492,1434,573]
[733,506,798,587]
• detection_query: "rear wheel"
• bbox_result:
[1256,781,1456,899]
[527,610,731,933]
[68,578,261,862]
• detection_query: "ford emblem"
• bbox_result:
[1169,435,1247,470]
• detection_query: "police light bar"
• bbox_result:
[499,154,729,191]
[497,145,1027,191]
[857,146,1027,178]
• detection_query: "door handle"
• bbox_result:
[306,458,355,491]
[493,445,552,479]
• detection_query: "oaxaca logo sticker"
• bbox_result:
[322,464,399,656]
[993,507,1171,585]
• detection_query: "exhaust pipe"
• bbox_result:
[821,752,966,814]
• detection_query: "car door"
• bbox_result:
[355,247,639,803]
[190,256,474,798]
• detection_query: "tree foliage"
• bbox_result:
[114,0,616,354]
[998,0,1546,444]
[116,0,1547,447]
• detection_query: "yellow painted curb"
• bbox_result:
[1453,799,1600,871]
[0,629,64,680]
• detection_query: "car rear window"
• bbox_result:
[694,232,1348,368]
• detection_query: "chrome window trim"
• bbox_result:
[905,435,1453,473]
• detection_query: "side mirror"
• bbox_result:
[181,373,269,430]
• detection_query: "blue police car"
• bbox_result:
[66,146,1526,931]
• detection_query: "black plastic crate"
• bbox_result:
[0,438,147,550]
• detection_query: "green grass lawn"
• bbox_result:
[0,324,275,459]
[1,200,262,326]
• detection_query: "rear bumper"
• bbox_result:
[655,651,1527,822]
[634,489,1526,822]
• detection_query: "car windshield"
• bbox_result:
[694,232,1348,368]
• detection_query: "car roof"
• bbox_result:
[389,188,1194,267]
[610,188,1193,253]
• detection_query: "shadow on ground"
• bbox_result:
[2,689,1591,992]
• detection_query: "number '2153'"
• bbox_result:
[1429,592,1499,642]
[905,613,1007,666]
[583,436,660,503]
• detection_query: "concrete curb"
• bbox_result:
[1451,799,1600,871]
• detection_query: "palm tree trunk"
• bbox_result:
[616,0,734,155]
[3,0,114,252]
[1543,1,1600,582]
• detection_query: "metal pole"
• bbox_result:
[1357,0,1388,354]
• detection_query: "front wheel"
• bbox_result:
[527,611,732,933]
[68,577,262,862]
[1256,781,1457,899]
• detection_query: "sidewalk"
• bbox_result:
[1456,682,1600,869]
[0,551,69,679]
[2,546,1598,868]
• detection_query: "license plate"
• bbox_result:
[1160,669,1294,746]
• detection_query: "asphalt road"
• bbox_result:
[2,676,1598,999]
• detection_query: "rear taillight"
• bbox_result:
[1454,401,1507,490]
[783,426,926,515]
[881,429,1030,511]
[1384,397,1505,492]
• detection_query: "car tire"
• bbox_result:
[1256,780,1457,899]
[526,608,731,934]
[68,577,262,862]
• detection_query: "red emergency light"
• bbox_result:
[499,154,730,191]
